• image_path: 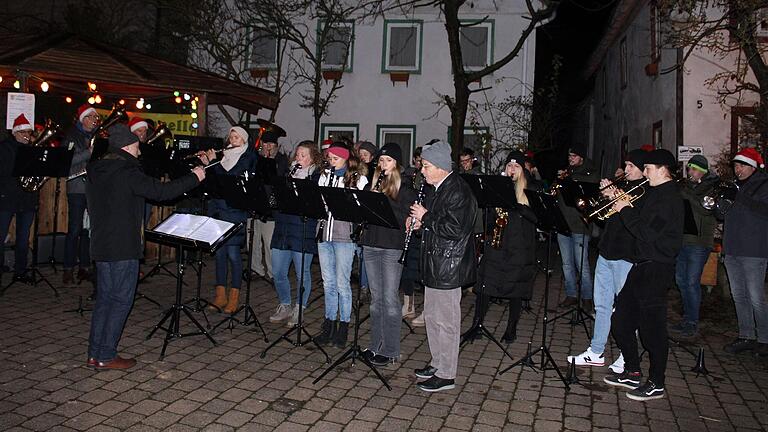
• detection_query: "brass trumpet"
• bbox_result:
[576,173,627,211]
[584,178,648,221]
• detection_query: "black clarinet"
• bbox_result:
[399,173,426,265]
[350,171,384,243]
[316,161,332,243]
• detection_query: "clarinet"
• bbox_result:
[350,171,384,243]
[316,161,332,243]
[399,173,426,265]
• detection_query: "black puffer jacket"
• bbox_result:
[418,172,477,290]
[0,137,38,211]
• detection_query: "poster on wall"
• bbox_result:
[678,145,703,162]
[6,92,35,129]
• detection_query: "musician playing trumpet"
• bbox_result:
[0,114,38,283]
[357,143,416,367]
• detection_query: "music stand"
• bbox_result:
[145,213,241,359]
[260,178,330,363]
[312,187,399,390]
[2,147,73,298]
[210,173,269,341]
[499,190,571,389]
[458,175,518,362]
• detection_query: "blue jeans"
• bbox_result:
[364,247,403,358]
[318,241,356,322]
[724,255,768,343]
[271,248,313,306]
[557,233,593,299]
[0,210,35,274]
[591,255,633,354]
[64,193,90,269]
[675,245,711,325]
[215,245,243,289]
[88,260,139,362]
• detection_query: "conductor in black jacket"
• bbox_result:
[84,124,206,370]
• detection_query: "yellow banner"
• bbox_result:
[95,109,198,136]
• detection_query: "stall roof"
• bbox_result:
[0,33,278,113]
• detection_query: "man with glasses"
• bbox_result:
[62,104,100,285]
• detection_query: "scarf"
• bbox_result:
[221,144,247,171]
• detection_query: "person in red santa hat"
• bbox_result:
[128,117,149,144]
[61,104,101,286]
[721,147,768,357]
[0,114,39,282]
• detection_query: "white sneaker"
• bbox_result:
[286,305,306,327]
[411,311,425,327]
[609,353,625,374]
[269,304,292,322]
[566,347,605,367]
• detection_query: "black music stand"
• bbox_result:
[458,175,518,362]
[260,178,330,363]
[500,190,571,389]
[2,147,73,297]
[210,173,269,341]
[550,179,598,337]
[145,213,240,359]
[312,187,399,390]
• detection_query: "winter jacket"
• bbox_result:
[63,123,93,195]
[317,168,368,243]
[617,180,684,264]
[556,159,599,235]
[722,170,768,258]
[359,174,417,250]
[0,137,38,212]
[419,172,478,290]
[85,149,199,262]
[597,178,647,261]
[680,173,719,248]
[206,146,258,247]
[270,167,320,255]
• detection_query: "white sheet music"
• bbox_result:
[153,213,234,245]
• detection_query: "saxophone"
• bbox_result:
[490,208,509,249]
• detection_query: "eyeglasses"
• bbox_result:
[84,114,99,120]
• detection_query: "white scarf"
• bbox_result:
[220,145,247,171]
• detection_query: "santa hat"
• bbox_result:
[640,144,655,152]
[128,117,149,133]
[733,147,765,169]
[321,139,333,150]
[77,104,97,123]
[11,114,33,133]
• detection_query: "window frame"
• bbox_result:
[381,20,423,74]
[620,37,628,89]
[376,125,417,164]
[248,26,279,70]
[320,123,359,143]
[459,19,495,72]
[650,1,662,64]
[652,120,663,149]
[317,20,355,72]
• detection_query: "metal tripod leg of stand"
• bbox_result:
[63,295,91,316]
[3,208,59,299]
[548,236,592,339]
[460,323,515,363]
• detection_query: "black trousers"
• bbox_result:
[473,292,522,337]
[611,261,673,386]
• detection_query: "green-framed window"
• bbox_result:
[318,20,355,72]
[459,19,494,71]
[382,20,423,74]
[321,123,359,143]
[376,125,416,164]
[248,27,278,69]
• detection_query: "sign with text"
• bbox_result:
[95,109,198,136]
[678,145,703,162]
[6,92,35,130]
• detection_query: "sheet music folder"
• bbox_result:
[145,213,241,253]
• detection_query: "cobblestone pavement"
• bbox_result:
[1,258,767,432]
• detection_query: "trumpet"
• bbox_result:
[701,181,739,213]
[576,173,627,211]
[584,178,648,222]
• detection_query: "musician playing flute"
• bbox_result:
[358,143,416,367]
[409,140,477,392]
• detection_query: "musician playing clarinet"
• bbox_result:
[358,143,416,367]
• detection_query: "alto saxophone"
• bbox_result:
[490,208,509,249]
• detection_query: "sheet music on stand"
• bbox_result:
[148,213,239,252]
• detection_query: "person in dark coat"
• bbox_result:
[206,126,258,314]
[470,151,540,344]
[84,124,204,370]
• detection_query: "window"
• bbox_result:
[620,37,628,89]
[377,125,416,163]
[460,20,494,71]
[383,20,423,73]
[321,123,358,143]
[650,2,661,63]
[652,121,663,149]
[320,21,354,71]
[250,28,278,68]
[730,107,763,153]
[757,8,768,39]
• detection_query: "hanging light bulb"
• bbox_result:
[65,96,73,103]
[88,96,96,104]
[191,112,198,119]
[183,93,191,101]
[191,122,199,129]
[94,94,102,104]
[13,79,21,89]
[145,103,152,110]
[88,82,97,91]
[136,98,144,109]
[194,96,199,102]
[174,96,182,104]
[40,81,49,92]
[173,90,180,97]
[119,99,125,105]
[0,76,3,83]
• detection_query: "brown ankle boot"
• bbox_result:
[208,285,227,311]
[223,288,240,314]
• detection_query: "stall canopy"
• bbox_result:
[0,32,278,114]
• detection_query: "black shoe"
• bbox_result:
[603,371,642,389]
[558,297,578,308]
[414,365,437,379]
[417,375,455,392]
[723,338,757,354]
[626,380,665,401]
[361,349,375,363]
[501,331,516,344]
[371,354,394,367]
[314,319,336,346]
[333,321,349,348]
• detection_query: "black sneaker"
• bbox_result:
[755,343,768,358]
[723,338,757,354]
[415,365,437,379]
[626,380,665,401]
[371,354,394,367]
[417,375,455,392]
[603,371,642,389]
[361,349,375,363]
